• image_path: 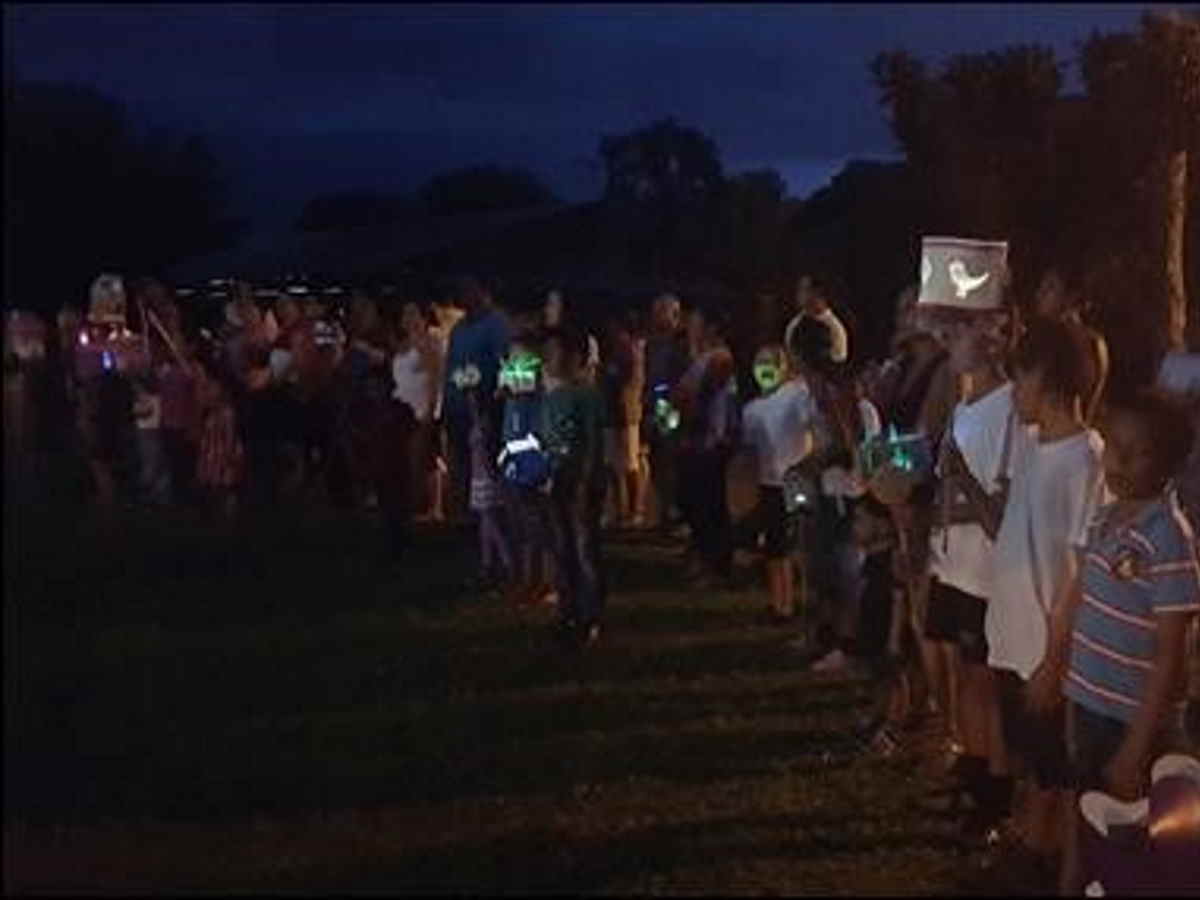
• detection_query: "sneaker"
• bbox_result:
[810,648,848,673]
[582,622,602,646]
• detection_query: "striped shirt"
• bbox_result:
[1064,487,1200,723]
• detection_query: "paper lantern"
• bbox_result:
[498,351,541,394]
[917,237,1008,311]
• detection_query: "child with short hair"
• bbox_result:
[739,344,819,621]
[1048,389,1200,893]
[986,318,1107,871]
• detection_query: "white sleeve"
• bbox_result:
[859,399,882,440]
[829,315,849,363]
[1066,442,1106,550]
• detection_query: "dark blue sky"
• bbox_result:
[6,3,1189,233]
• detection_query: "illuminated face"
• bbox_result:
[754,360,783,393]
[499,350,541,393]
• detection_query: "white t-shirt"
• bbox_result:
[785,307,850,364]
[986,427,1106,679]
[929,382,1015,599]
[392,345,434,422]
[741,379,819,486]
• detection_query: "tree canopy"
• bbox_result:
[871,10,1200,376]
[418,165,558,216]
[5,79,245,315]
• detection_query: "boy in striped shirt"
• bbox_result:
[1046,388,1200,892]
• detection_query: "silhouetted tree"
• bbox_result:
[1078,11,1200,351]
[598,117,725,278]
[295,190,413,232]
[418,165,558,216]
[5,79,244,315]
[871,11,1199,359]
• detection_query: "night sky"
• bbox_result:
[6,3,1189,235]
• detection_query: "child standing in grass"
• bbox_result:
[985,318,1106,876]
[739,344,819,622]
[1039,389,1200,893]
[498,331,557,607]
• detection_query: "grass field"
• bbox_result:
[5,500,1009,894]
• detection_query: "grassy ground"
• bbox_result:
[5,499,1007,894]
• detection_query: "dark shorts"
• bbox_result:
[924,579,989,664]
[1069,702,1129,792]
[758,485,796,558]
[1068,700,1189,792]
[995,668,1072,790]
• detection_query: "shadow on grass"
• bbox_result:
[8,709,865,827]
[283,809,969,893]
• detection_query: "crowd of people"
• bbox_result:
[4,240,1200,893]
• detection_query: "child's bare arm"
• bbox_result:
[1027,559,1082,713]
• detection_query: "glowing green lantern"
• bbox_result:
[655,397,681,434]
[499,350,541,394]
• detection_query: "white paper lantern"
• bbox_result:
[917,237,1008,311]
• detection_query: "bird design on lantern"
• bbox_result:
[947,259,991,300]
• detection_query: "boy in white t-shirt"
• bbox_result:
[740,344,818,621]
[985,318,1107,869]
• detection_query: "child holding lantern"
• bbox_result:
[738,344,820,622]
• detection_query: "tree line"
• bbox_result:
[5,9,1196,376]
